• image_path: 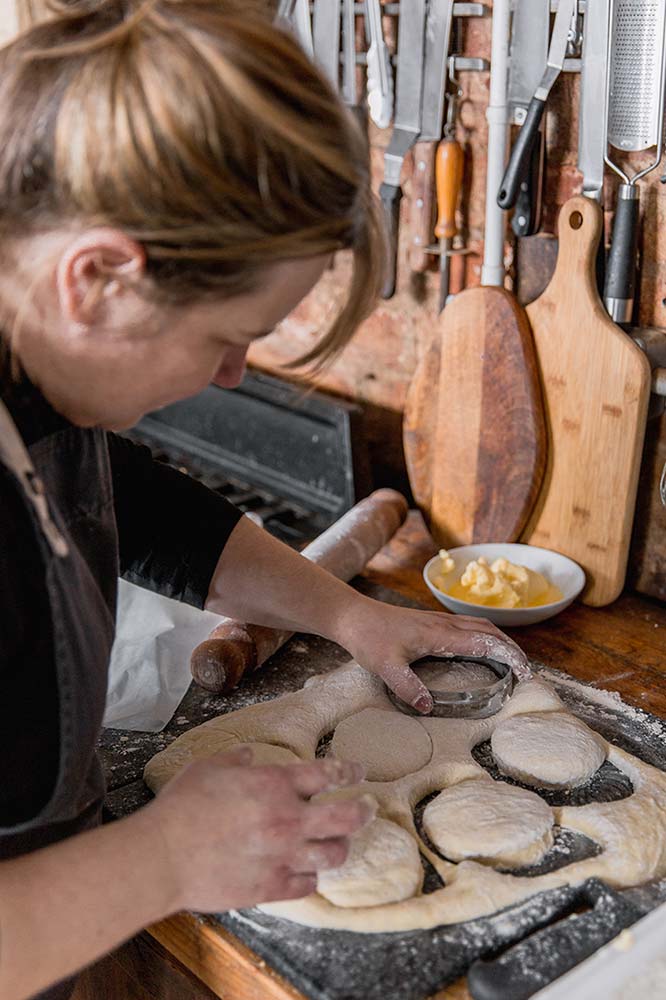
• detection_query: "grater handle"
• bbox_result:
[379,181,403,298]
[497,95,546,211]
[604,184,640,325]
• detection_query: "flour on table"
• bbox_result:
[491,711,607,789]
[144,663,666,933]
[423,778,554,868]
[317,817,423,907]
[330,708,432,781]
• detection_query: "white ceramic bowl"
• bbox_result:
[423,543,586,627]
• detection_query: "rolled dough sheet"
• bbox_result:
[144,664,666,933]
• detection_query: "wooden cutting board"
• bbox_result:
[523,195,652,607]
[403,285,546,548]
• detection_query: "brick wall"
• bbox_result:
[246,1,666,597]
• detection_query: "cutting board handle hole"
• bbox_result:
[569,211,583,231]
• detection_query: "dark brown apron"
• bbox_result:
[0,400,117,1000]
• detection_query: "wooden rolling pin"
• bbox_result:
[190,489,409,693]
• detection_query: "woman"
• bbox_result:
[0,3,530,998]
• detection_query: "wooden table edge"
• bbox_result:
[147,910,466,1000]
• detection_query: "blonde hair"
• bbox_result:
[0,0,383,368]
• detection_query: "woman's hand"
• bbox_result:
[337,596,532,713]
[148,747,374,913]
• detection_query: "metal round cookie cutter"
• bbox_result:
[387,654,514,720]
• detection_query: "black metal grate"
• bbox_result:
[126,371,370,548]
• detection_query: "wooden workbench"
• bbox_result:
[76,512,666,1000]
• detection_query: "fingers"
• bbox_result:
[425,616,532,682]
[288,758,365,799]
[292,837,350,873]
[379,662,433,713]
[304,794,376,840]
[214,746,254,768]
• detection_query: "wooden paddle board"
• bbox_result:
[524,195,652,606]
[403,284,547,548]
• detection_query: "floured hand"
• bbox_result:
[147,747,375,913]
[336,596,532,713]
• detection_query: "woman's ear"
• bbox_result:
[56,228,146,328]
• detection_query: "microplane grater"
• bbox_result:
[603,0,666,322]
[607,0,666,152]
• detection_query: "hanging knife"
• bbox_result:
[498,0,578,211]
[507,0,549,237]
[341,0,357,107]
[276,0,314,59]
[366,0,393,128]
[379,0,428,298]
[578,0,609,203]
[578,0,610,295]
[409,0,457,274]
[313,0,342,90]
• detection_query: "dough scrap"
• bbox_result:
[330,708,432,782]
[415,660,497,693]
[491,711,607,789]
[422,778,554,868]
[316,817,423,907]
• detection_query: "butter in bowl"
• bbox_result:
[423,543,586,627]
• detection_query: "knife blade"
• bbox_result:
[498,0,578,211]
[579,0,610,296]
[313,0,342,90]
[379,0,428,298]
[341,0,357,106]
[578,0,609,202]
[409,0,457,273]
[365,0,393,128]
[507,0,549,118]
[292,0,314,59]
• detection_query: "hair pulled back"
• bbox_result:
[1,0,383,367]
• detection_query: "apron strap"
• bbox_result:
[0,399,69,558]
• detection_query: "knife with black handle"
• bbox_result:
[498,0,577,212]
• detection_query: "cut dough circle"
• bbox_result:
[491,711,607,789]
[330,708,432,782]
[416,660,497,693]
[423,778,554,868]
[316,817,423,907]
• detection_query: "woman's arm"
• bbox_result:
[205,517,531,711]
[0,750,369,1000]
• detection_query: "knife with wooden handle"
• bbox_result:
[379,0,428,298]
[435,129,464,312]
[408,0,456,274]
[190,489,409,693]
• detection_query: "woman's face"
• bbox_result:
[18,249,331,431]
